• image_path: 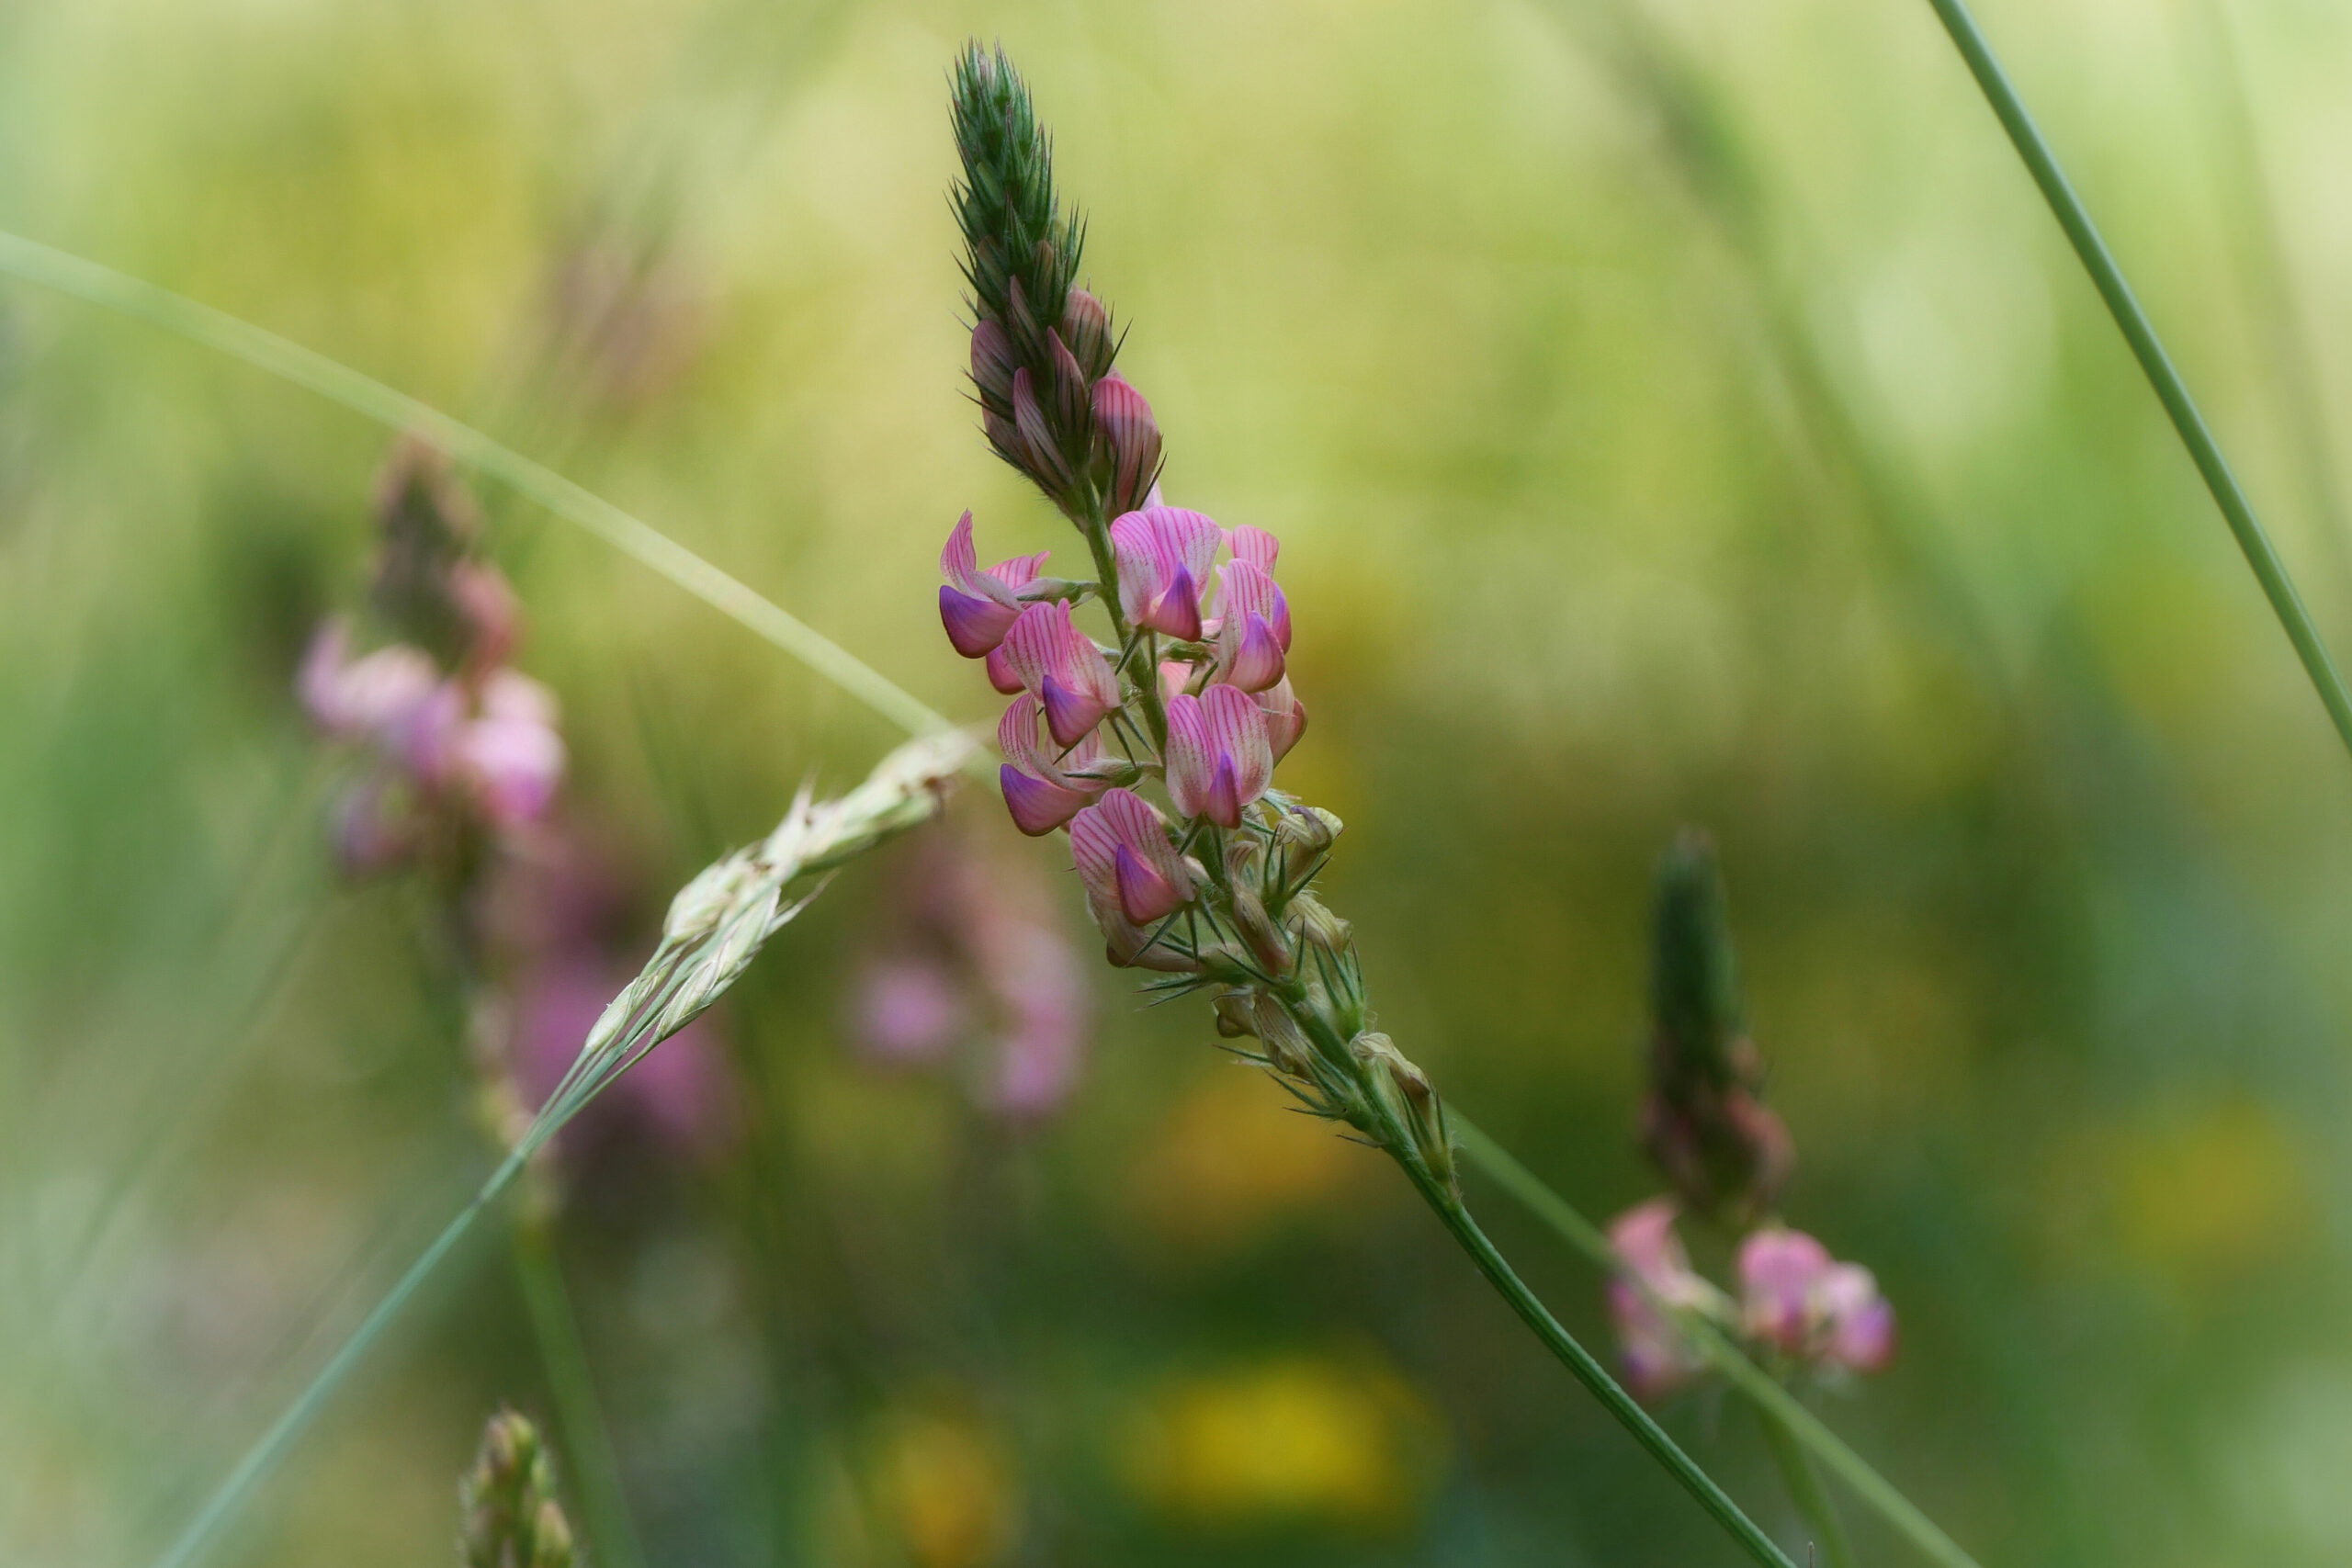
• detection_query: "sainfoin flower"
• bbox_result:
[999,599,1121,746]
[938,510,1050,658]
[998,693,1115,835]
[1111,504,1221,638]
[1164,685,1272,829]
[1604,1199,1724,1400]
[1069,789,1199,968]
[1211,554,1290,692]
[1737,1227,1894,1374]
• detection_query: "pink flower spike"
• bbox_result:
[997,694,1113,835]
[1110,505,1222,639]
[1253,678,1308,762]
[1163,685,1272,829]
[1213,559,1291,692]
[939,511,1050,659]
[1001,601,1120,747]
[1070,788,1195,926]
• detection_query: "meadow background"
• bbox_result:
[8,0,2352,1563]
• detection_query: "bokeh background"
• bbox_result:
[9,0,2352,1563]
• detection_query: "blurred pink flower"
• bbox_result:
[846,824,1096,1120]
[1737,1227,1894,1375]
[299,620,437,740]
[1604,1199,1722,1400]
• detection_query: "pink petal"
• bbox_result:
[940,510,990,598]
[1227,525,1280,573]
[1001,762,1093,835]
[1254,679,1307,761]
[1091,372,1162,513]
[985,647,1023,695]
[1201,684,1272,807]
[969,320,1017,400]
[942,585,1020,658]
[1161,693,1215,821]
[1225,614,1287,692]
[1039,676,1106,749]
[459,713,567,823]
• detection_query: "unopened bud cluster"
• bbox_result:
[1641,829,1792,1226]
[1603,831,1892,1400]
[458,1408,576,1568]
[938,47,1451,1194]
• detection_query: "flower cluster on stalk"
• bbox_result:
[1603,831,1893,1398]
[936,43,1449,1190]
[298,439,565,876]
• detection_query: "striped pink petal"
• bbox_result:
[1091,372,1162,515]
[940,512,1051,658]
[1069,788,1194,926]
[1253,679,1308,761]
[1213,559,1290,692]
[1000,602,1119,746]
[1227,525,1280,573]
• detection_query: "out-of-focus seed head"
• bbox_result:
[458,1408,576,1568]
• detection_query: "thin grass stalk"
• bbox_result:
[0,230,955,747]
[1453,1117,1982,1568]
[1757,1403,1860,1568]
[513,1221,648,1568]
[1916,0,2352,765]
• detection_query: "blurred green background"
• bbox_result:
[9,0,2352,1563]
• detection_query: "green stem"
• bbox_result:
[0,229,957,750]
[1385,1146,1797,1568]
[1758,1402,1860,1568]
[513,1220,649,1568]
[1917,0,2352,765]
[1332,1083,1795,1568]
[1453,1118,1983,1568]
[149,1145,529,1568]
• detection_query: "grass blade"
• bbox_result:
[1916,0,2352,768]
[0,229,950,743]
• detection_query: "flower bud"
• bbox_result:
[1046,328,1093,447]
[1248,993,1316,1078]
[1012,367,1077,498]
[1212,989,1258,1038]
[969,317,1018,404]
[1091,372,1162,516]
[1352,1032,1455,1194]
[1059,287,1115,379]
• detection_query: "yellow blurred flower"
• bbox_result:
[1123,1351,1445,1532]
[867,1405,1018,1568]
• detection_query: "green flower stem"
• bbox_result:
[1917,0,2352,765]
[1757,1402,1860,1568]
[1374,1122,1799,1568]
[0,229,963,754]
[1453,1117,1983,1568]
[512,1219,649,1568]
